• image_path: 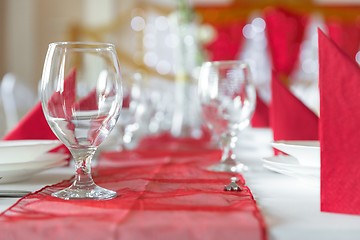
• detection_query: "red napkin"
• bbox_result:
[76,89,98,110]
[270,72,319,141]
[318,29,360,215]
[326,19,360,60]
[3,69,77,141]
[2,102,57,141]
[47,69,76,118]
[251,93,270,128]
[204,21,245,61]
[264,7,308,76]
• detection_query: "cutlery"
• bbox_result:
[0,190,31,198]
[224,177,243,191]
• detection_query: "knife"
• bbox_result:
[0,190,32,198]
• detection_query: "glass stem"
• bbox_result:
[70,148,96,188]
[220,132,238,163]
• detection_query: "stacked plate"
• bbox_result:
[0,140,69,184]
[262,141,320,186]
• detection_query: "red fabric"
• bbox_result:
[138,131,213,151]
[2,102,57,141]
[2,69,100,155]
[76,89,98,110]
[251,93,270,128]
[204,21,245,61]
[2,69,77,141]
[48,69,76,118]
[270,72,318,141]
[0,138,267,240]
[326,19,360,60]
[2,70,78,156]
[203,21,270,128]
[318,29,360,215]
[264,8,308,76]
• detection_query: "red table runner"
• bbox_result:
[0,136,267,240]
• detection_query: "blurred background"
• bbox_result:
[0,0,359,140]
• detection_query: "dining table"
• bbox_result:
[1,128,360,240]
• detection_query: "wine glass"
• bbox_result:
[40,42,122,200]
[198,60,256,172]
[116,71,146,150]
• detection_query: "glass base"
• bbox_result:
[52,184,117,200]
[208,158,248,173]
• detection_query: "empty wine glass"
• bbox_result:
[40,42,122,200]
[116,71,146,150]
[198,60,256,172]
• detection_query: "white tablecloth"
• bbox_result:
[1,128,360,240]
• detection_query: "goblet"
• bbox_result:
[198,60,256,172]
[40,42,122,200]
[116,71,145,150]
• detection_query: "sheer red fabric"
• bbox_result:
[0,136,267,240]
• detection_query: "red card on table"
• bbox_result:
[270,71,319,141]
[319,29,360,215]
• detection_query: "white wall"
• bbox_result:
[0,1,4,79]
[4,0,36,91]
[3,0,84,92]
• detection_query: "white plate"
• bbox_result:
[263,163,319,187]
[0,140,61,164]
[262,156,319,177]
[0,153,68,184]
[0,153,69,170]
[270,140,320,167]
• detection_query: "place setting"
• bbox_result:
[262,140,320,186]
[0,139,68,184]
[1,2,360,240]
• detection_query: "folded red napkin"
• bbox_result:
[264,7,308,76]
[251,93,269,128]
[319,29,360,215]
[204,21,245,61]
[326,19,360,60]
[47,69,76,118]
[270,72,319,141]
[2,101,57,141]
[3,69,77,141]
[76,89,97,110]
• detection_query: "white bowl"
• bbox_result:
[0,140,62,164]
[270,140,320,167]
